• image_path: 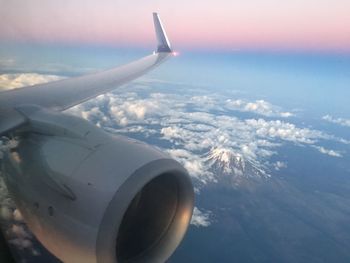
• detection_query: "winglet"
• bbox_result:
[153,13,172,53]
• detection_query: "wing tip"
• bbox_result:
[153,13,172,53]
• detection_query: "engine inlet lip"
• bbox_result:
[96,158,194,263]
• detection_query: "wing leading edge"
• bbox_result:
[0,13,173,135]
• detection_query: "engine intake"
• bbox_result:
[117,174,180,261]
[97,160,194,263]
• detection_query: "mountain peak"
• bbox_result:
[205,147,267,186]
[206,147,245,174]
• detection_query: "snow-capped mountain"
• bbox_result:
[205,147,268,187]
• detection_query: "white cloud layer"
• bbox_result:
[0,175,40,256]
[65,81,346,188]
[190,207,212,227]
[273,161,287,171]
[0,73,64,90]
[225,99,294,117]
[313,146,342,158]
[323,115,350,128]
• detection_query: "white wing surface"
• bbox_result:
[0,13,172,135]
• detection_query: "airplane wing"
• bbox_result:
[0,13,173,136]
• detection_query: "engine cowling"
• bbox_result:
[1,107,194,263]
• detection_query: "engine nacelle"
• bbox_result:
[1,107,194,263]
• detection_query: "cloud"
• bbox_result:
[0,175,40,257]
[190,207,212,227]
[313,146,342,158]
[246,118,327,144]
[323,115,350,128]
[225,99,294,118]
[166,149,216,185]
[273,161,287,171]
[0,73,64,90]
[64,80,346,188]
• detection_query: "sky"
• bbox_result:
[1,0,350,53]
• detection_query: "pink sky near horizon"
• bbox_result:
[1,0,350,53]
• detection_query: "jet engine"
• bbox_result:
[1,106,194,263]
